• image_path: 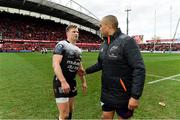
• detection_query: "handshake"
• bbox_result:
[77,68,86,77]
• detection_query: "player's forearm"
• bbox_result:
[53,65,66,83]
[79,75,86,83]
[79,63,85,71]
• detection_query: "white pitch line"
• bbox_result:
[168,78,180,81]
[147,73,180,81]
[147,74,164,78]
[147,74,180,84]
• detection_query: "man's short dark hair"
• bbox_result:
[66,25,78,32]
[102,15,118,29]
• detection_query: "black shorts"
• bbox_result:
[102,103,134,119]
[53,76,77,98]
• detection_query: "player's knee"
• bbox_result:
[101,114,112,119]
[60,110,69,119]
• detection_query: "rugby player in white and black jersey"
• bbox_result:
[52,25,87,120]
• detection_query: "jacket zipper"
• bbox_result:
[104,36,110,58]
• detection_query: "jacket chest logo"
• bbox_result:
[109,46,119,58]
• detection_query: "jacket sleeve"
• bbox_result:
[124,38,146,99]
[85,54,102,74]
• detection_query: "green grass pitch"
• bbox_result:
[0,52,180,119]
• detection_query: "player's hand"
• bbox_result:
[82,81,87,95]
[61,80,70,94]
[128,97,139,110]
[78,68,86,76]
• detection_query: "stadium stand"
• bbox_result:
[0,11,102,52]
[0,0,179,53]
[139,43,180,51]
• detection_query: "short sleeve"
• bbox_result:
[53,43,64,55]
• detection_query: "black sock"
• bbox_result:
[67,112,72,119]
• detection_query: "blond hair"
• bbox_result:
[66,25,78,32]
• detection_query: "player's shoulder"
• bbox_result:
[56,40,67,46]
[55,40,69,48]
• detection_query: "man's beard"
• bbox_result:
[74,36,79,40]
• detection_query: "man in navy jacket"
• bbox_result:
[84,15,145,119]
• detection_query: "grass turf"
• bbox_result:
[0,52,180,119]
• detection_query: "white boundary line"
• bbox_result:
[147,74,180,80]
[147,74,164,78]
[147,73,180,84]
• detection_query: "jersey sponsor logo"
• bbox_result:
[58,87,64,93]
[67,65,79,72]
[67,60,80,66]
[72,86,77,93]
[68,50,74,56]
[67,60,80,72]
[54,44,63,53]
[67,50,80,59]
